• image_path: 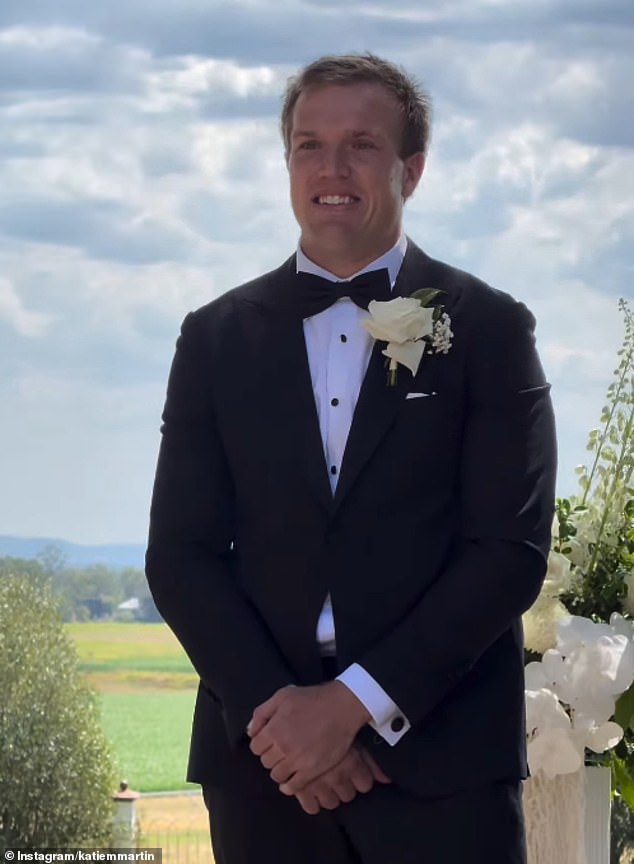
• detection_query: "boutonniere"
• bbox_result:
[362,289,453,386]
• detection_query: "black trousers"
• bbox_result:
[203,777,526,864]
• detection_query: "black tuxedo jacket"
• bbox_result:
[145,239,557,798]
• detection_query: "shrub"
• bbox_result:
[0,573,115,847]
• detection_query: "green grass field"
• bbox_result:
[99,690,197,792]
[68,621,196,678]
[66,622,200,792]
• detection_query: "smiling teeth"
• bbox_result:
[318,195,355,205]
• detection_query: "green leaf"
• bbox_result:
[410,288,442,306]
[615,684,634,730]
[612,755,634,810]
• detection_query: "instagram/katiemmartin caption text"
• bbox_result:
[3,850,161,863]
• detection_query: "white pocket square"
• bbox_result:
[406,391,437,399]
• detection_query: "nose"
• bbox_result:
[318,144,351,178]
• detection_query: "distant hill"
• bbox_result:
[0,535,145,570]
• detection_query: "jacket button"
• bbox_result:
[390,716,405,733]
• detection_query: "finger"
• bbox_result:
[249,727,276,757]
[279,750,339,794]
[320,750,370,796]
[270,760,295,784]
[249,733,271,757]
[330,750,372,795]
[347,759,373,794]
[332,779,357,804]
[279,766,321,795]
[247,690,286,738]
[358,747,391,784]
[313,783,340,811]
[259,745,285,771]
[295,791,320,816]
[247,711,271,739]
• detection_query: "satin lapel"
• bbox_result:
[333,338,409,511]
[242,264,333,515]
[332,241,440,513]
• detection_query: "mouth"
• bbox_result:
[312,195,360,206]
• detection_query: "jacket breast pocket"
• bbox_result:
[395,393,457,437]
[384,393,464,491]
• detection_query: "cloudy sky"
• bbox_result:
[0,0,632,545]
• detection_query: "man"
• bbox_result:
[146,53,557,864]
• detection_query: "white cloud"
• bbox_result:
[0,277,54,337]
[145,56,281,104]
[0,3,631,543]
[0,24,93,47]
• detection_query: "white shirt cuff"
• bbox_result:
[336,662,411,746]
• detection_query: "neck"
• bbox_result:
[299,235,400,279]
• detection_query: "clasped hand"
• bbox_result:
[247,682,390,814]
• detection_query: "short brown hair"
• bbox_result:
[280,53,432,159]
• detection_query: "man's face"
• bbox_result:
[287,82,424,275]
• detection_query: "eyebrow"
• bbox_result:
[291,129,380,139]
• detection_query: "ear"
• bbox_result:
[401,152,425,200]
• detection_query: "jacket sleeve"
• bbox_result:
[359,298,557,725]
[145,311,295,747]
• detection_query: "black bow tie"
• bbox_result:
[295,268,392,319]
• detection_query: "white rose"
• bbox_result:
[382,339,426,377]
[363,297,435,344]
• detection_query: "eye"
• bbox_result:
[297,140,320,150]
[352,140,376,149]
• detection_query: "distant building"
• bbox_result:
[117,597,140,612]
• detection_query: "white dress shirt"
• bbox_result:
[297,235,411,746]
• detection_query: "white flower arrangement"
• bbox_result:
[522,299,634,810]
[362,289,453,385]
[525,613,634,779]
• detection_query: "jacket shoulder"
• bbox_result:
[423,253,525,316]
[409,247,535,341]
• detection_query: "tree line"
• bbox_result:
[0,546,161,622]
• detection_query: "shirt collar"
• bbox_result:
[296,234,407,290]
